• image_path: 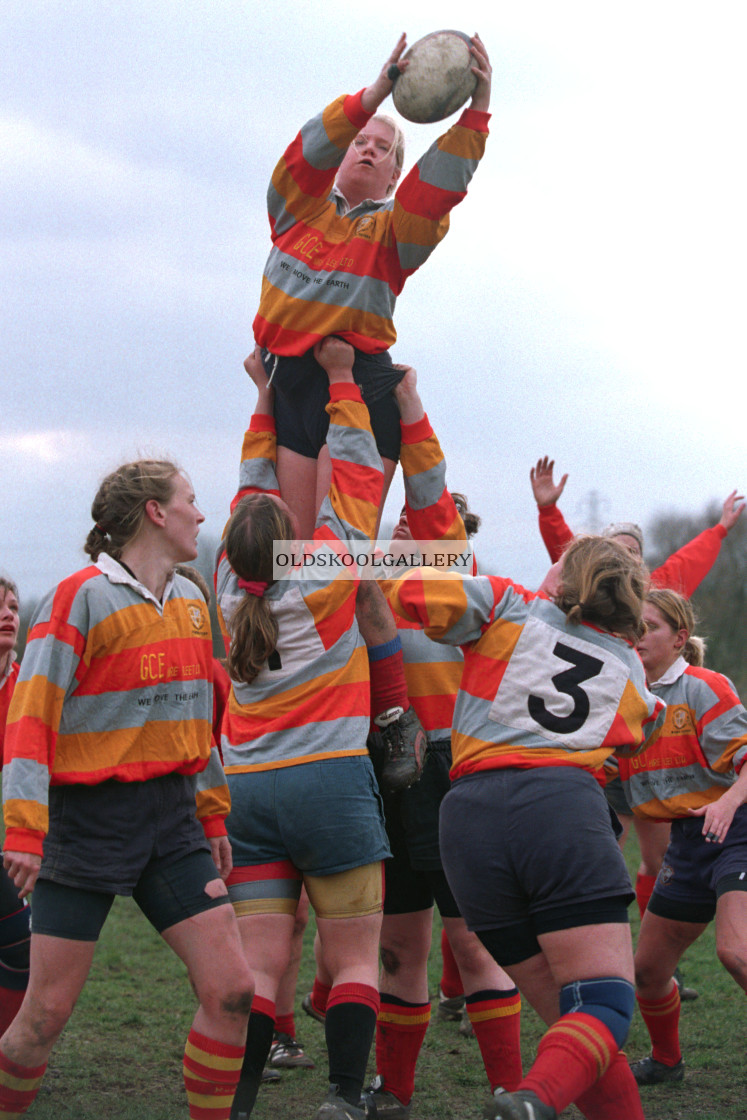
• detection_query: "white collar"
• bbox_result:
[332,183,389,215]
[96,553,174,611]
[650,655,688,689]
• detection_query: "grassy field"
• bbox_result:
[10,833,747,1120]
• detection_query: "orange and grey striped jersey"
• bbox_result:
[253,90,489,356]
[0,657,19,768]
[388,570,664,779]
[216,383,384,772]
[2,558,226,857]
[380,413,475,740]
[619,656,747,820]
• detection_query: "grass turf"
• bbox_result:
[8,834,747,1119]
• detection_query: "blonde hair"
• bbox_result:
[555,535,648,642]
[371,112,406,186]
[645,589,706,667]
[85,460,181,561]
[225,495,293,685]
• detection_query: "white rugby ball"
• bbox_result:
[393,30,477,124]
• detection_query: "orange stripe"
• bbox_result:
[468,1003,521,1023]
[551,1018,611,1077]
[225,746,368,774]
[377,1010,431,1027]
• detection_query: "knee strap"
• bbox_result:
[559,976,635,1049]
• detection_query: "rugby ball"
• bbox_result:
[392,30,477,124]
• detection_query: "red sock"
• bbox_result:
[439,928,463,999]
[575,1050,645,1119]
[466,988,523,1093]
[0,1049,47,1117]
[520,1012,618,1115]
[183,1029,244,1120]
[637,982,681,1065]
[311,976,331,1018]
[635,871,657,918]
[274,1011,295,1037]
[376,995,431,1106]
[368,638,409,726]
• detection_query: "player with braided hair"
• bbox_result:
[217,339,390,1120]
[1,461,252,1120]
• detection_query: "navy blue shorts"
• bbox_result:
[440,767,633,961]
[265,346,405,461]
[40,772,210,893]
[648,808,747,923]
[0,866,30,983]
[31,848,229,941]
[226,755,390,876]
[375,740,461,918]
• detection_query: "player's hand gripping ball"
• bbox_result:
[391,30,477,123]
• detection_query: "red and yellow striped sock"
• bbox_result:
[439,928,463,999]
[376,995,431,1105]
[520,1012,618,1114]
[183,1029,244,1120]
[0,1049,46,1117]
[465,988,523,1092]
[574,1049,645,1120]
[637,982,681,1065]
[635,871,657,918]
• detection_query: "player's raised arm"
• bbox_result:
[468,33,492,112]
[530,456,568,508]
[361,33,409,113]
[718,489,745,533]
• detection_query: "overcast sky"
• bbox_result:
[2,1,744,601]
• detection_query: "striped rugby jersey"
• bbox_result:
[619,656,747,819]
[253,90,489,356]
[3,559,225,857]
[216,383,384,772]
[388,571,664,779]
[0,657,19,768]
[380,413,475,741]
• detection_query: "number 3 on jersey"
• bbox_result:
[488,616,629,748]
[528,642,602,734]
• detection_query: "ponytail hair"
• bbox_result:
[555,534,648,642]
[224,494,293,685]
[85,459,181,561]
[645,588,706,667]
